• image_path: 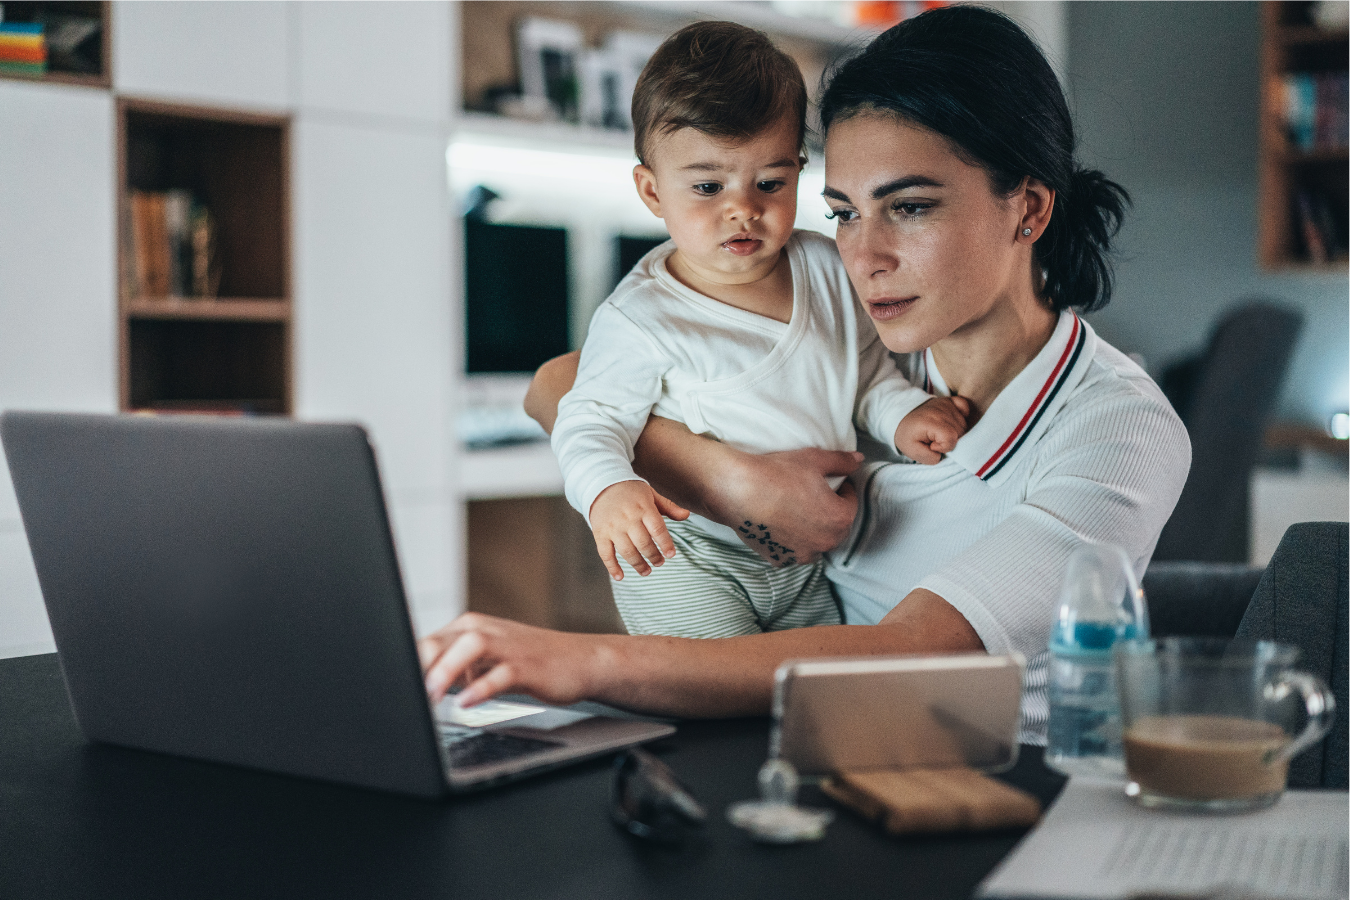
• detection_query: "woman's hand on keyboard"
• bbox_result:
[418,613,598,708]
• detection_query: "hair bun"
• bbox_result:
[1041,167,1131,313]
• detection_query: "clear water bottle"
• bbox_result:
[1045,543,1149,778]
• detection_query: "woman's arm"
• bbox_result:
[419,588,982,718]
[522,351,579,435]
[523,352,863,562]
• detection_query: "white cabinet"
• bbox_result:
[113,1,291,110]
[292,116,461,631]
[0,81,117,657]
[295,1,451,123]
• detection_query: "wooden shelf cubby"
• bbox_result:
[458,0,874,149]
[0,1,109,88]
[1257,1,1349,271]
[117,99,292,415]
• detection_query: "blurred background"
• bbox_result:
[0,1,1345,657]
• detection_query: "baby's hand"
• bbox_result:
[589,481,684,580]
[894,396,971,464]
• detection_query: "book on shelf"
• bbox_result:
[1295,188,1343,264]
[127,190,221,301]
[1279,71,1349,153]
[0,22,46,77]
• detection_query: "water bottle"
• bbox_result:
[1045,543,1149,778]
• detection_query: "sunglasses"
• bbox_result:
[611,748,708,844]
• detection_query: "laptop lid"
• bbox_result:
[0,412,552,798]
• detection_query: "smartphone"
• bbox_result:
[770,653,1026,777]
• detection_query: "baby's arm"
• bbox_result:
[893,396,970,464]
[553,305,688,574]
[853,316,946,454]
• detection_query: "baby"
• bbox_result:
[551,22,967,638]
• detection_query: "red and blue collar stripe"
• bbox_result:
[975,313,1086,481]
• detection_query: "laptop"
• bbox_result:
[1,411,673,798]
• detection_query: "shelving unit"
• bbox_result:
[458,0,878,144]
[1257,1,1349,270]
[0,1,109,88]
[117,99,292,415]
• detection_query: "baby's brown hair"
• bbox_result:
[631,21,808,166]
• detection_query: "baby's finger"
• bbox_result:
[629,525,666,568]
[653,491,691,522]
[646,515,677,560]
[908,442,942,464]
[616,536,653,577]
[596,539,625,581]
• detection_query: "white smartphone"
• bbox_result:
[770,653,1026,777]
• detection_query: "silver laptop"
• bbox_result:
[1,412,672,798]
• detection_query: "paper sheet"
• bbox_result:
[978,779,1349,900]
[436,698,546,728]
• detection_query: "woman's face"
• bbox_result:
[823,114,1032,354]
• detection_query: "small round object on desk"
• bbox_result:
[727,799,834,843]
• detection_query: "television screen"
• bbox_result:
[464,219,570,374]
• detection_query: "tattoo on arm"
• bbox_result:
[736,521,797,565]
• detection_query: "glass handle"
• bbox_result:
[1266,670,1336,764]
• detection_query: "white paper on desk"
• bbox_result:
[978,779,1349,900]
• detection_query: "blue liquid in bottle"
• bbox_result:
[1044,545,1148,779]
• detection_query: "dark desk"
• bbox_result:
[0,653,1066,899]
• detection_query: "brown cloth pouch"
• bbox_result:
[821,766,1041,836]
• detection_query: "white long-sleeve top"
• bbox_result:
[552,230,931,545]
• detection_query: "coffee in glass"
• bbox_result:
[1115,638,1334,812]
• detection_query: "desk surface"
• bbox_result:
[0,653,1066,900]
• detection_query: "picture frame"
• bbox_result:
[516,17,584,123]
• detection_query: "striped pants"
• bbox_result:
[610,519,842,638]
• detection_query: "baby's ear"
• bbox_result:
[633,165,663,218]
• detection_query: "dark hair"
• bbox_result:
[632,21,808,166]
[819,6,1128,313]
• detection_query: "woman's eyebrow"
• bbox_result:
[823,175,944,203]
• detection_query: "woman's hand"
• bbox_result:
[418,613,602,708]
[709,447,864,565]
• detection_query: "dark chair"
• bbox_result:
[1143,561,1266,638]
[1143,522,1347,788]
[1236,522,1349,789]
[1152,302,1302,563]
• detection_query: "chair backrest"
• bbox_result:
[1142,562,1266,638]
[1153,302,1302,562]
[1236,522,1349,789]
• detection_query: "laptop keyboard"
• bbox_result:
[438,725,564,769]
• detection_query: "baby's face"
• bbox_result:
[633,115,802,289]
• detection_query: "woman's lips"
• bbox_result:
[722,237,763,257]
[867,297,917,321]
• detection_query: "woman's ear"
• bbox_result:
[633,165,664,219]
[1018,177,1055,242]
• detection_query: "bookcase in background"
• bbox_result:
[0,1,108,88]
[1258,0,1349,271]
[117,99,292,415]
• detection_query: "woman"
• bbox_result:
[421,7,1190,739]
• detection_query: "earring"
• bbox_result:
[1022,228,1033,236]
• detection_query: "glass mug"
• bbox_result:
[1114,638,1336,812]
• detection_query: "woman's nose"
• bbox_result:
[847,220,897,278]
